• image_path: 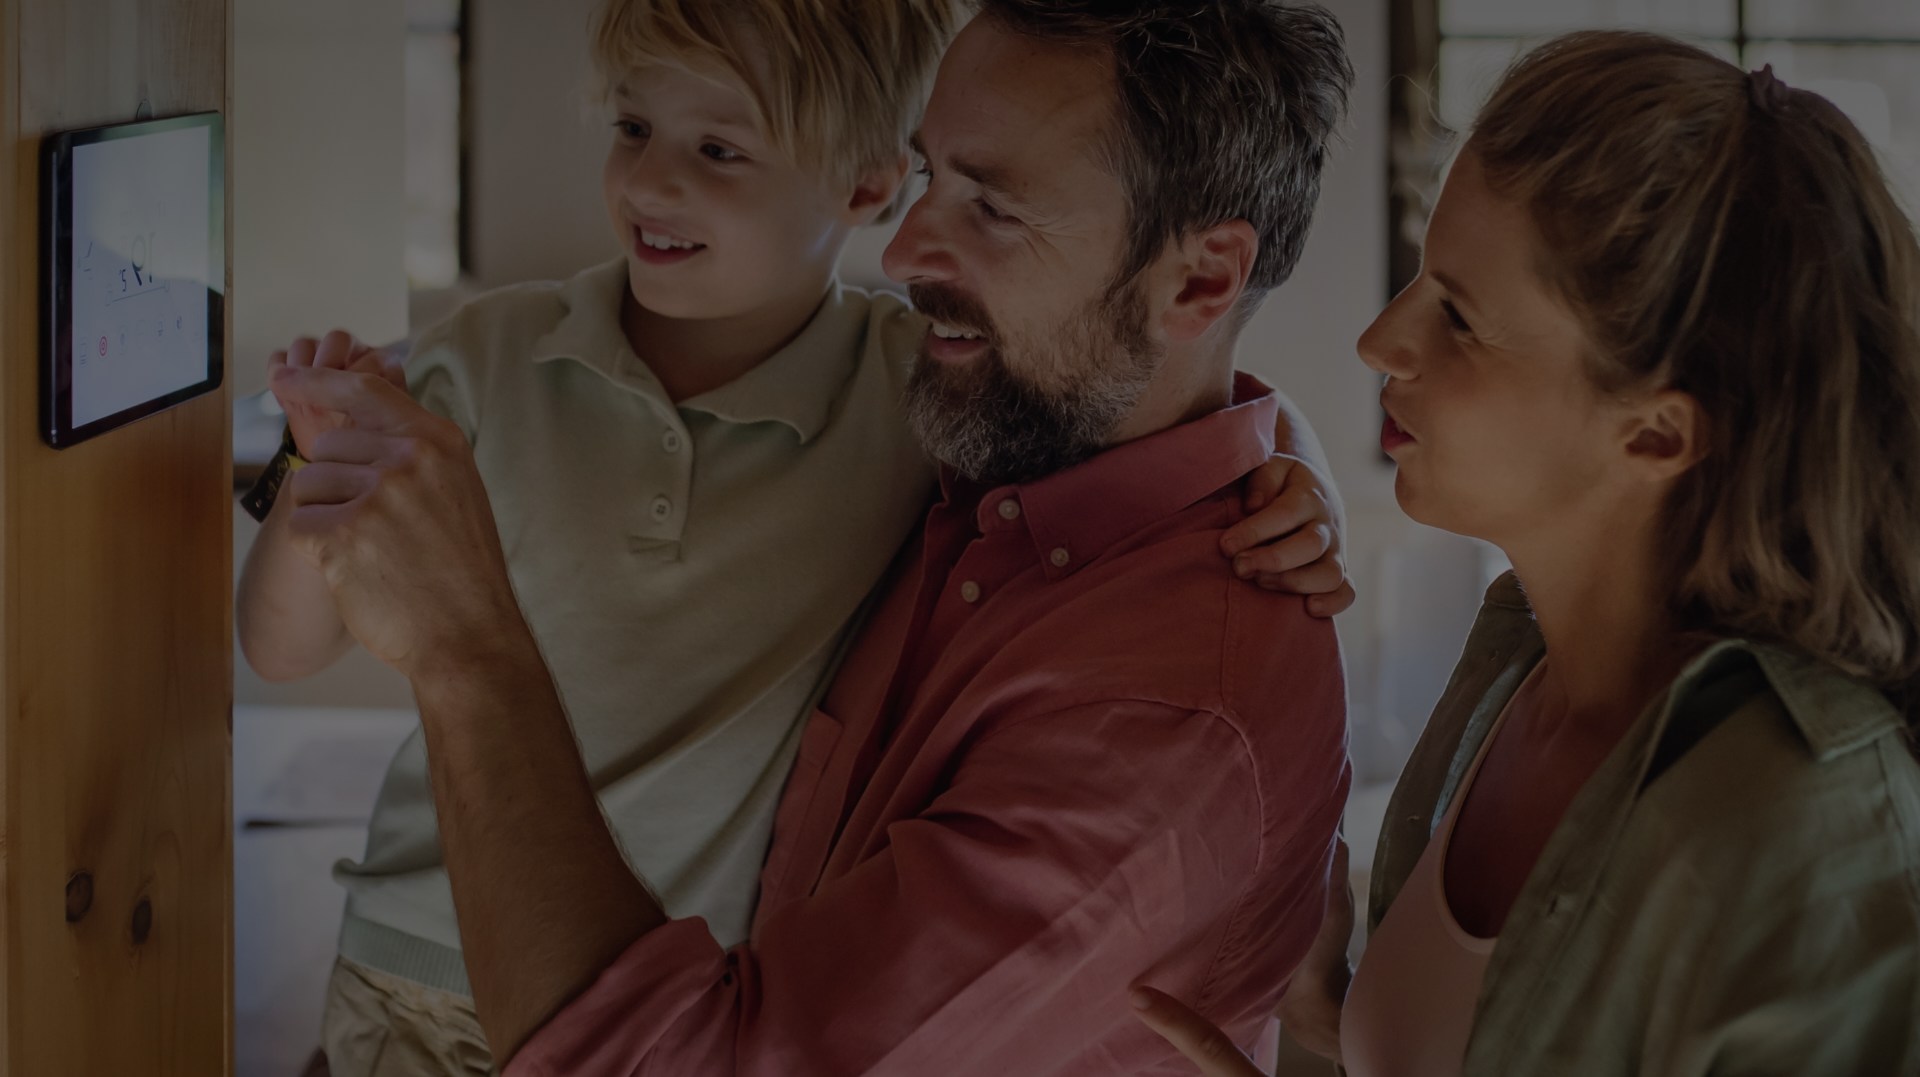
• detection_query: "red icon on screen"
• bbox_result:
[98,337,108,357]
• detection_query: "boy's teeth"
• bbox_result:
[640,229,699,252]
[932,323,982,341]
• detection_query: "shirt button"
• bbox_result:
[1050,547,1071,568]
[960,581,982,604]
[662,430,682,453]
[998,499,1021,521]
[650,496,673,522]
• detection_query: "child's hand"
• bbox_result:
[1221,455,1355,618]
[269,330,407,456]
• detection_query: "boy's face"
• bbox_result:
[603,62,851,322]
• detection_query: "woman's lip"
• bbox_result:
[1381,413,1416,453]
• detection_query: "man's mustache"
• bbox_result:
[910,284,998,343]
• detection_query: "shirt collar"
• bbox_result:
[529,259,868,444]
[953,372,1278,580]
[1490,571,1905,762]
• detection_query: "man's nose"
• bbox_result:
[881,197,959,285]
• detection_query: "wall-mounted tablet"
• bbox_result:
[42,112,225,449]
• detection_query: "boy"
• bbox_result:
[239,2,1349,1073]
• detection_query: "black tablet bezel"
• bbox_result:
[41,112,226,450]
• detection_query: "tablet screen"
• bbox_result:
[68,123,214,428]
[42,112,223,449]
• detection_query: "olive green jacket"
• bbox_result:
[1369,573,1920,1075]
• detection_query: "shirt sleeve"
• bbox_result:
[504,701,1285,1077]
[402,329,481,445]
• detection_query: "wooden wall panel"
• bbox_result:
[2,0,233,1074]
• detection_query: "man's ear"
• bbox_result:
[1160,219,1259,343]
[1621,389,1709,481]
[846,152,912,227]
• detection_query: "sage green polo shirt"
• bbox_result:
[333,259,938,995]
[1369,572,1920,1075]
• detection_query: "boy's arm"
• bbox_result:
[237,491,357,681]
[235,331,411,682]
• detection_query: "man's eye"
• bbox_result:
[612,120,647,140]
[702,144,743,163]
[975,198,1015,225]
[1440,298,1472,334]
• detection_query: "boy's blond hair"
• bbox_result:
[590,0,965,221]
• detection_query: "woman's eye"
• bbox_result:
[1440,298,1472,334]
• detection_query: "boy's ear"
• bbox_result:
[846,152,912,227]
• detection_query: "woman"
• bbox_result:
[1133,30,1920,1076]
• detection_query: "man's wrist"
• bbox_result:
[410,625,548,703]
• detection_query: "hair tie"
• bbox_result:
[1748,64,1791,114]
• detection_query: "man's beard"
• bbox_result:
[904,276,1162,487]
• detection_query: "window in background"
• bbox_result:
[407,0,467,291]
[1388,0,1920,295]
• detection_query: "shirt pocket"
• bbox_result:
[756,709,845,910]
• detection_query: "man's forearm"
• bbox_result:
[412,635,668,1063]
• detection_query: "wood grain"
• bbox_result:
[2,0,233,1073]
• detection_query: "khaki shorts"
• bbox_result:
[316,957,496,1077]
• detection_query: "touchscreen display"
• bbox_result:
[66,123,215,428]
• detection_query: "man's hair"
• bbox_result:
[975,0,1354,314]
[589,0,964,220]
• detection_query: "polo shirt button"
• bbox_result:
[662,430,682,453]
[650,496,673,522]
[998,499,1021,521]
[960,581,982,604]
[1050,547,1071,568]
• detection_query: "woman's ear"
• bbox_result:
[1622,389,1709,481]
[846,153,912,227]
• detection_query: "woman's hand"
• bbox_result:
[1134,839,1354,1072]
[1275,838,1354,1061]
[1130,986,1268,1077]
[1224,455,1355,618]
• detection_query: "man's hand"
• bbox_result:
[1223,455,1355,618]
[269,364,531,681]
[270,330,409,458]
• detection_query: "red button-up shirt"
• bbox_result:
[510,374,1351,1075]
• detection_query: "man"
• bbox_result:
[271,2,1356,1072]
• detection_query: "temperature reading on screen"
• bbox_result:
[67,124,212,428]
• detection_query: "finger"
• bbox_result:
[1129,987,1265,1077]
[270,365,423,433]
[286,336,320,369]
[377,352,410,394]
[1251,558,1347,600]
[1221,485,1320,557]
[1233,523,1333,579]
[284,461,381,509]
[314,329,362,370]
[306,427,397,466]
[1304,581,1358,619]
[1240,455,1298,516]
